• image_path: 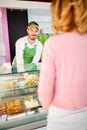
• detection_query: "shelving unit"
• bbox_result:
[0,68,47,130]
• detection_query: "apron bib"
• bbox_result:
[23,43,36,64]
[12,43,37,71]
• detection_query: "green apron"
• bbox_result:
[12,43,37,71]
[23,43,36,64]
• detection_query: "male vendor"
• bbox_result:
[12,21,43,71]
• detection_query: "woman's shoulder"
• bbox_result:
[45,32,85,43]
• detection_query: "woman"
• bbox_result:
[38,0,87,130]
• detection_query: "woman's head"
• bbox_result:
[51,0,87,34]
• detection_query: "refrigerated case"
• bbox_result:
[0,65,47,130]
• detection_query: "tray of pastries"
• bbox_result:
[22,96,40,111]
[7,99,24,115]
[0,102,7,115]
[0,76,17,90]
[24,73,39,87]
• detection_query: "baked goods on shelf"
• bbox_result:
[0,102,7,115]
[0,76,17,89]
[24,74,39,86]
[7,100,24,115]
[24,99,40,110]
[1,81,16,89]
[0,75,18,89]
[0,71,40,118]
[23,96,32,100]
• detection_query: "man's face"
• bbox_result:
[27,27,39,41]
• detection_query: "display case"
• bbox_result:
[0,65,47,130]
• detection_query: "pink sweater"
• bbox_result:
[38,32,87,109]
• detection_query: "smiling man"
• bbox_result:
[12,21,43,71]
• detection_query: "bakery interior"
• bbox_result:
[0,0,52,130]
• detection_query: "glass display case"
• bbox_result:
[0,64,47,130]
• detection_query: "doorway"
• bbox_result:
[7,9,28,63]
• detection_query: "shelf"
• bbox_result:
[0,65,46,130]
[0,111,47,130]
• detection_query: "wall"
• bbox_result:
[28,9,52,33]
[0,0,51,33]
[7,9,28,63]
[1,8,11,62]
[0,8,5,65]
[0,8,11,65]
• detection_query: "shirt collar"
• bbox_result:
[26,36,38,46]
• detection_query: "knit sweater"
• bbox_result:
[38,32,87,110]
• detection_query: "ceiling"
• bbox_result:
[20,0,51,2]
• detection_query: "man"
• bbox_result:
[13,21,43,71]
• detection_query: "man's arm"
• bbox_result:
[16,38,25,71]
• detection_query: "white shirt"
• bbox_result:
[15,36,43,71]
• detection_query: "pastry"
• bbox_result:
[1,80,16,89]
[7,100,24,115]
[24,99,39,109]
[0,102,7,115]
[25,74,39,86]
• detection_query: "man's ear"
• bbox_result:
[26,28,29,33]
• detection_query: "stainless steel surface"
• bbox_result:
[8,120,47,130]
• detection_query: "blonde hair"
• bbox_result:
[51,0,87,34]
